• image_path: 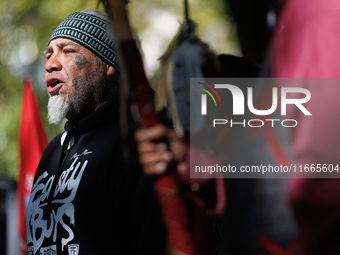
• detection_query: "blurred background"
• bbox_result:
[2,1,339,255]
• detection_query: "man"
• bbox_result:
[25,10,166,255]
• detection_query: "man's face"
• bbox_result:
[45,38,108,122]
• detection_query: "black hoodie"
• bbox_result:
[26,99,166,255]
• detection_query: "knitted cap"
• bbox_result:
[49,12,119,72]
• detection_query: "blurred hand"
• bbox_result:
[134,124,187,175]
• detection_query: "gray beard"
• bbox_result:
[47,96,70,125]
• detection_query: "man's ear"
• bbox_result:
[106,65,116,76]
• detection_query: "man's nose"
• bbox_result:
[45,54,62,73]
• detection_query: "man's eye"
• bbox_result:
[46,54,51,60]
[64,49,76,54]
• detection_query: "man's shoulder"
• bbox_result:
[47,132,64,149]
[38,132,65,163]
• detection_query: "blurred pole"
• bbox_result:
[0,179,20,255]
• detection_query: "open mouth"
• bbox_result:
[47,78,63,95]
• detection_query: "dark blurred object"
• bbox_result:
[0,179,20,255]
[217,54,260,77]
[223,0,280,64]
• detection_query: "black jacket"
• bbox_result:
[26,99,166,255]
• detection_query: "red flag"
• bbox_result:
[18,77,48,254]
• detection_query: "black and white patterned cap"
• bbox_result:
[49,12,119,72]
